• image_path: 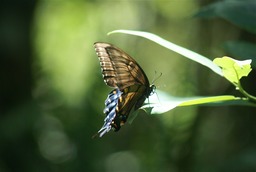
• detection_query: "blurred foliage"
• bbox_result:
[224,41,256,67]
[1,0,256,172]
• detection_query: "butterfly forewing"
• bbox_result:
[94,42,150,90]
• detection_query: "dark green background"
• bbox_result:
[1,0,256,171]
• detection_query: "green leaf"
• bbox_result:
[195,0,256,34]
[108,30,223,76]
[213,56,252,85]
[141,90,251,115]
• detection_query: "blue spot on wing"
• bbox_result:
[98,89,122,137]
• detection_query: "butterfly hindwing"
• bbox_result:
[98,89,123,137]
[98,85,148,137]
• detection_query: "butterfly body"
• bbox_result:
[94,42,154,137]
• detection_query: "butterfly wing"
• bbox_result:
[94,42,154,137]
[98,85,149,137]
[94,42,150,90]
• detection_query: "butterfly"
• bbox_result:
[94,42,155,137]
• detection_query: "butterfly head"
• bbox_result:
[149,71,161,96]
[149,84,156,96]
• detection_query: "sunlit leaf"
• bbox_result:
[108,30,223,76]
[141,89,246,114]
[213,56,252,85]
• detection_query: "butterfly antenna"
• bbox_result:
[152,71,162,85]
[151,71,162,105]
